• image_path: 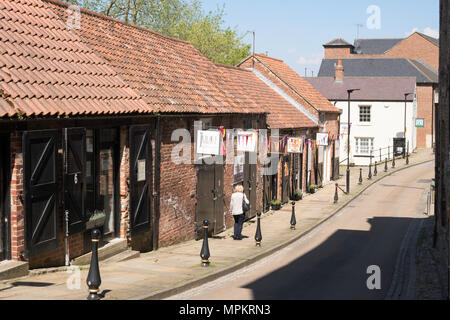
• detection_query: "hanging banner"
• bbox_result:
[233,154,245,183]
[237,130,258,153]
[270,136,280,154]
[197,130,221,155]
[287,137,303,153]
[316,132,329,146]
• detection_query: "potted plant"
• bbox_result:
[291,189,303,201]
[86,210,106,230]
[308,184,318,194]
[270,199,282,211]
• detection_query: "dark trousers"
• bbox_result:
[233,214,245,238]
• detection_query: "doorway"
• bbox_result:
[281,155,290,204]
[85,128,120,245]
[263,155,278,213]
[0,135,10,261]
[291,153,302,196]
[243,152,257,220]
[195,158,224,239]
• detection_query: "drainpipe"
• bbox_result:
[152,116,161,251]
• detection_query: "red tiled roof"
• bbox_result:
[0,0,149,117]
[45,0,265,115]
[240,54,341,113]
[216,64,317,129]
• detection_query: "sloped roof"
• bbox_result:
[216,64,317,129]
[45,0,264,115]
[353,38,403,54]
[306,77,416,101]
[248,54,341,113]
[318,58,437,83]
[416,32,439,46]
[323,38,353,47]
[0,0,149,117]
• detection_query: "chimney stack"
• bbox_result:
[334,59,344,82]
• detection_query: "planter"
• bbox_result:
[291,192,303,201]
[86,212,106,230]
[271,203,281,211]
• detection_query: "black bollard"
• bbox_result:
[406,142,409,165]
[392,154,395,168]
[334,183,339,203]
[290,201,296,230]
[255,211,262,247]
[359,168,363,185]
[368,163,372,180]
[384,157,388,172]
[86,228,102,300]
[200,219,210,267]
[374,161,378,176]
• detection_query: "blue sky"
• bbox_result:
[201,0,439,75]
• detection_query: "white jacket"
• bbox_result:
[230,192,249,216]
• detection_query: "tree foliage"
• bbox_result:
[64,0,251,66]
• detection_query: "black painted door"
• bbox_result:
[23,130,59,258]
[0,135,9,260]
[129,125,152,237]
[63,128,86,235]
[243,152,257,219]
[196,160,224,238]
[263,161,271,213]
[291,153,299,196]
[213,162,225,234]
[281,155,290,204]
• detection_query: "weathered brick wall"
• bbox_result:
[158,117,198,247]
[10,132,24,261]
[416,84,435,148]
[324,47,353,59]
[384,33,439,71]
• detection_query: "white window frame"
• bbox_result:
[358,105,372,124]
[355,137,374,156]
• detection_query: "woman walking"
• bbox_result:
[229,184,250,240]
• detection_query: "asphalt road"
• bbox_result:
[168,161,434,300]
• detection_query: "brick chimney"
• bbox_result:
[334,59,344,82]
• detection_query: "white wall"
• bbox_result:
[335,99,416,166]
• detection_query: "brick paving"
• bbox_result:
[0,149,434,300]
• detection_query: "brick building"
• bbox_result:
[0,0,270,269]
[320,33,439,149]
[0,0,326,270]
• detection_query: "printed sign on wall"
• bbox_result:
[237,130,258,153]
[415,118,425,128]
[316,133,329,146]
[197,130,221,155]
[287,137,302,153]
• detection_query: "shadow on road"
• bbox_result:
[243,216,424,300]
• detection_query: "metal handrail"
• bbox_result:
[339,142,410,164]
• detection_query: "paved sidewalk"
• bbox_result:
[0,149,434,300]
